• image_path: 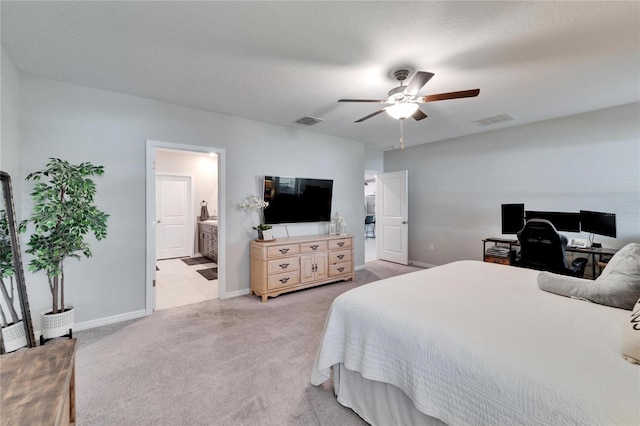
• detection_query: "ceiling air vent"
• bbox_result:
[295,116,325,126]
[472,113,516,127]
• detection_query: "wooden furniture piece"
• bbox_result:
[199,222,218,263]
[251,234,354,302]
[483,237,518,265]
[1,338,77,425]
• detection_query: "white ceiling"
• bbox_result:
[2,1,639,150]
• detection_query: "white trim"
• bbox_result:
[33,309,148,338]
[75,309,148,331]
[355,264,367,271]
[146,140,227,314]
[409,260,437,269]
[224,288,251,299]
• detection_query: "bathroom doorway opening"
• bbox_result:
[145,140,226,314]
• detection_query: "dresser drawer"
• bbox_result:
[329,249,352,264]
[329,238,352,250]
[267,257,300,274]
[268,271,300,290]
[267,244,300,258]
[299,241,328,253]
[329,262,352,277]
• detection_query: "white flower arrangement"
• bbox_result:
[235,194,271,230]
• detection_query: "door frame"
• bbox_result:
[145,140,226,315]
[156,172,195,260]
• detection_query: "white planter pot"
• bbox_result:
[1,321,27,353]
[261,229,273,241]
[41,307,74,339]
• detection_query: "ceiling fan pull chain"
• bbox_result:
[399,118,405,150]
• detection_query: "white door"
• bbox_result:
[156,174,193,260]
[377,170,409,265]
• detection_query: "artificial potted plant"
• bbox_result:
[0,210,27,352]
[20,158,108,341]
[236,194,273,241]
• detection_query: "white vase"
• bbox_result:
[41,306,74,339]
[1,321,27,353]
[260,229,273,241]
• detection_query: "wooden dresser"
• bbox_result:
[1,338,77,425]
[250,234,354,302]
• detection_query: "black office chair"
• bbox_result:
[515,219,588,277]
[364,215,376,238]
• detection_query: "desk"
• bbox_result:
[1,339,77,425]
[483,238,618,279]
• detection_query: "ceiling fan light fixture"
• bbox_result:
[386,103,419,120]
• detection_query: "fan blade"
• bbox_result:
[355,110,386,123]
[418,89,480,103]
[403,71,435,96]
[338,99,386,103]
[412,108,428,121]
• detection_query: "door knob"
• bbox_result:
[402,220,408,224]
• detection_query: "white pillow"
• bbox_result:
[537,243,640,310]
[622,297,640,365]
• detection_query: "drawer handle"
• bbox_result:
[279,277,290,283]
[337,254,345,260]
[310,244,319,250]
[337,242,345,247]
[279,248,289,254]
[337,267,345,272]
[279,263,289,269]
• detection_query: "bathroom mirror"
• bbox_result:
[0,171,36,353]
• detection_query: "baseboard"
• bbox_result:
[409,260,437,268]
[33,309,148,338]
[359,260,437,269]
[74,309,148,332]
[221,288,251,299]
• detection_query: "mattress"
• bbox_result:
[311,260,640,425]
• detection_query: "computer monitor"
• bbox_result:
[525,211,581,232]
[580,210,616,238]
[501,204,525,234]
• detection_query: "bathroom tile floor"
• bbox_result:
[155,257,219,311]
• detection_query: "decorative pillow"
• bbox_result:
[622,297,640,364]
[537,243,640,310]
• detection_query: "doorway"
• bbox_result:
[145,140,226,315]
[364,169,379,262]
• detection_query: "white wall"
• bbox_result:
[364,146,383,172]
[0,48,22,215]
[17,75,364,331]
[384,102,640,266]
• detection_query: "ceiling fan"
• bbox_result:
[339,69,480,148]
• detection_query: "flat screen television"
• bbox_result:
[525,210,581,232]
[262,176,333,224]
[580,210,616,237]
[501,203,525,234]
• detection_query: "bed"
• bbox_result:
[310,260,640,425]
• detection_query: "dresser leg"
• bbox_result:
[261,294,268,303]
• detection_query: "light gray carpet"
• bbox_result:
[75,260,424,425]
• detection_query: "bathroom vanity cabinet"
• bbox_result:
[199,222,218,263]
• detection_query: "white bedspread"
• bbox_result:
[311,261,640,426]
